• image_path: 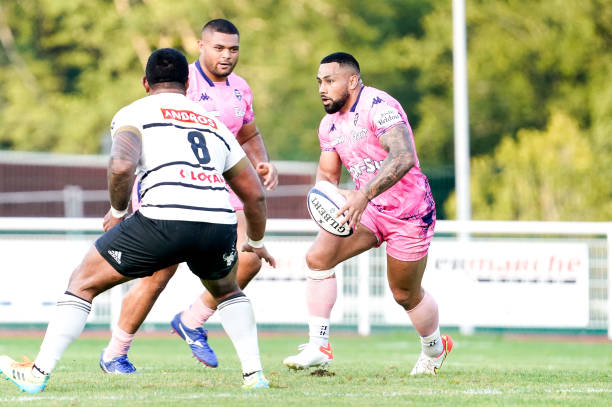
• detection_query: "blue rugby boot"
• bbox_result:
[99,350,138,374]
[170,312,218,368]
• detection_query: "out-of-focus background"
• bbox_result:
[0,1,611,337]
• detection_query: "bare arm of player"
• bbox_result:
[224,156,276,267]
[316,150,343,185]
[236,121,278,191]
[337,124,416,229]
[103,127,141,231]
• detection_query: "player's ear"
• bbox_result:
[142,76,150,93]
[349,73,359,90]
[184,78,190,93]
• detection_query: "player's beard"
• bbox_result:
[213,62,235,78]
[323,91,349,114]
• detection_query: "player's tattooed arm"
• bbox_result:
[362,124,415,200]
[108,127,141,211]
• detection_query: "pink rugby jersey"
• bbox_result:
[318,86,434,219]
[186,60,254,136]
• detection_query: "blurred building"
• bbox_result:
[0,151,315,219]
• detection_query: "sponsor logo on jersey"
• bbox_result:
[234,106,246,117]
[179,169,225,183]
[161,108,218,129]
[234,89,242,100]
[351,128,368,142]
[331,135,345,146]
[330,123,336,132]
[372,96,383,106]
[199,93,210,101]
[349,157,385,179]
[374,107,402,129]
[353,112,359,126]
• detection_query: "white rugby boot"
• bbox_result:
[410,334,453,375]
[0,356,49,393]
[283,343,333,370]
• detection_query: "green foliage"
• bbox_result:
[445,112,612,220]
[0,0,610,220]
[0,0,432,160]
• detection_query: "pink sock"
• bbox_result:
[104,326,135,361]
[406,290,439,337]
[306,277,337,318]
[181,296,216,329]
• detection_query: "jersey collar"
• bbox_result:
[195,60,230,87]
[349,86,365,112]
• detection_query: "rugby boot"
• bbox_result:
[170,312,218,367]
[410,334,453,375]
[99,349,138,374]
[242,370,270,389]
[0,356,49,393]
[283,342,333,370]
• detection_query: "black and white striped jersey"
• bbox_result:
[109,93,245,224]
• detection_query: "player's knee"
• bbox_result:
[391,288,420,310]
[305,250,335,271]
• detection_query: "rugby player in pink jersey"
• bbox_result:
[99,19,278,373]
[283,52,452,375]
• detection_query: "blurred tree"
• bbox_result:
[445,112,612,221]
[404,0,612,168]
[0,0,431,159]
[0,0,610,221]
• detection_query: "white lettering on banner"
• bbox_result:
[383,241,590,328]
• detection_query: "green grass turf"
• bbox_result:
[0,331,610,406]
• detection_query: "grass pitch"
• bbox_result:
[0,331,610,406]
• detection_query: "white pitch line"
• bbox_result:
[0,387,610,402]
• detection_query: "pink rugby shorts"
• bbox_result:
[359,204,436,262]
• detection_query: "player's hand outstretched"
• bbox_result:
[102,209,125,232]
[336,188,369,231]
[241,242,277,268]
[256,162,278,191]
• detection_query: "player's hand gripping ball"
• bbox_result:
[307,180,353,237]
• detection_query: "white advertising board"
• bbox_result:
[0,237,590,329]
[383,241,590,327]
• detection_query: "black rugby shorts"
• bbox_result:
[95,211,237,280]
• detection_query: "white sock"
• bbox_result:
[217,293,262,375]
[420,327,443,357]
[308,316,330,347]
[34,292,91,374]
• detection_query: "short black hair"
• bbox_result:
[145,48,189,87]
[320,52,360,73]
[202,19,240,37]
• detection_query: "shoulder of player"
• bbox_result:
[227,72,252,90]
[362,86,400,109]
[318,114,333,130]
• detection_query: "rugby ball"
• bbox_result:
[306,181,353,237]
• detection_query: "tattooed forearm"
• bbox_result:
[108,128,141,210]
[362,124,415,200]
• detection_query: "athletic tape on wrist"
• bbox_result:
[110,206,128,218]
[247,237,264,248]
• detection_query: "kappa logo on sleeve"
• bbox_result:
[161,108,218,129]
